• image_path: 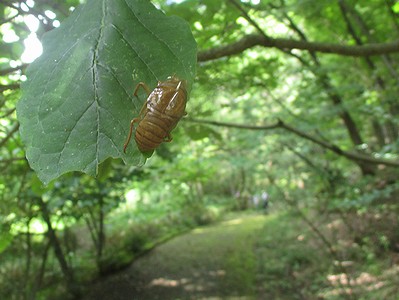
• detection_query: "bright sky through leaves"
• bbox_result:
[0,1,62,64]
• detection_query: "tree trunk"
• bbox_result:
[339,0,398,148]
[283,12,375,175]
[37,197,80,297]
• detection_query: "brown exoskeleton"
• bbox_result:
[123,75,187,153]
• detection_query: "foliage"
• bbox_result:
[1,0,399,299]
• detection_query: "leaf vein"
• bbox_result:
[56,100,97,173]
[97,62,139,113]
[90,0,107,172]
[122,0,187,73]
[110,23,158,80]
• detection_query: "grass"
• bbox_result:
[5,203,398,300]
[83,212,266,299]
[254,212,329,299]
[82,209,399,299]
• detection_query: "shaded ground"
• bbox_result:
[83,213,266,300]
[81,211,399,300]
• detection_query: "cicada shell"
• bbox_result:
[124,75,187,153]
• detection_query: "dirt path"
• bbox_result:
[83,213,266,300]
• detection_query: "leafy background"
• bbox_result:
[1,0,399,299]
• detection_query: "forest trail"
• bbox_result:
[83,213,267,300]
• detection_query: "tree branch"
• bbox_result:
[0,64,28,76]
[0,12,20,25]
[0,122,19,148]
[187,117,280,131]
[197,34,399,62]
[0,107,16,118]
[227,0,271,42]
[186,118,399,168]
[0,83,20,92]
[0,157,26,164]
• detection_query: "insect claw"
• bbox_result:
[133,82,151,97]
[164,134,173,142]
[123,118,139,153]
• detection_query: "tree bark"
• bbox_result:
[197,34,399,62]
[339,0,399,143]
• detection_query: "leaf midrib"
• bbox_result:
[90,0,107,173]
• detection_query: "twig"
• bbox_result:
[0,107,16,118]
[227,0,272,42]
[0,64,28,76]
[0,83,20,92]
[0,122,20,148]
[186,118,399,168]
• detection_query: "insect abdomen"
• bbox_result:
[135,111,179,152]
[123,76,187,154]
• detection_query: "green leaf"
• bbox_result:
[17,0,197,185]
